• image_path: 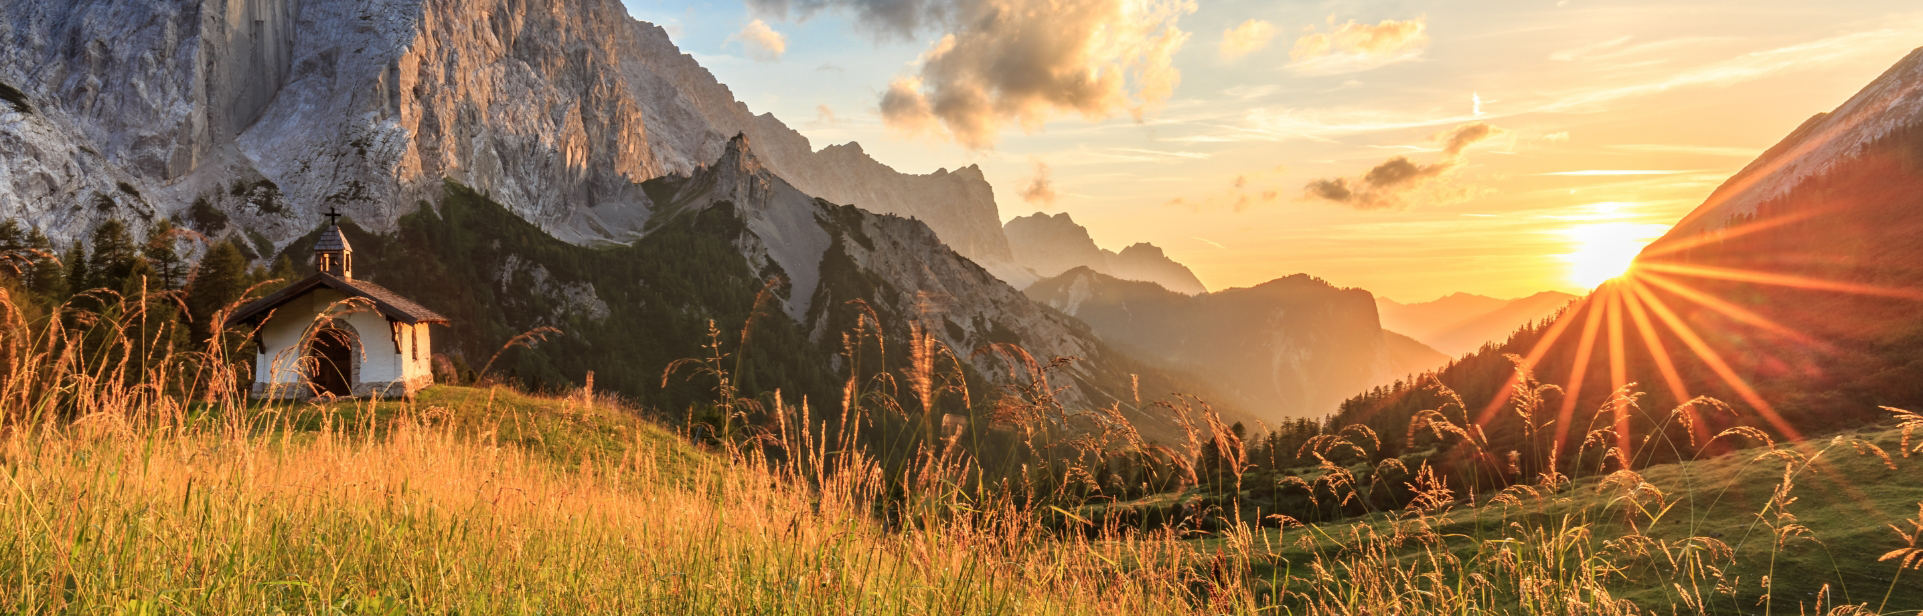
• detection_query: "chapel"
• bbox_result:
[228,210,449,399]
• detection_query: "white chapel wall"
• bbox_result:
[253,288,427,398]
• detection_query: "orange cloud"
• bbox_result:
[1220,19,1276,59]
[1020,160,1058,205]
[1288,17,1427,74]
[729,20,788,61]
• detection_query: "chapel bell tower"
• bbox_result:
[315,207,353,278]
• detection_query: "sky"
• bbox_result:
[619,0,1923,303]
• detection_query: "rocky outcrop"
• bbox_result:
[1004,212,1206,295]
[0,0,1016,273]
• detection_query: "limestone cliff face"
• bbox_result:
[0,0,1015,272]
[1004,212,1206,295]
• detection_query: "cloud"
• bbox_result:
[728,20,788,61]
[1605,143,1762,158]
[816,63,847,74]
[1535,170,1694,176]
[746,0,938,41]
[1302,121,1504,211]
[868,0,1196,150]
[1438,121,1497,156]
[810,104,839,128]
[1549,36,1633,62]
[1219,19,1276,59]
[1287,17,1427,75]
[1544,131,1570,142]
[1020,161,1058,205]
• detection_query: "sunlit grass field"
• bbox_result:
[4,381,1919,614]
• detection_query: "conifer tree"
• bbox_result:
[143,220,189,291]
[87,219,141,292]
[62,241,88,299]
[187,239,249,345]
[26,229,64,303]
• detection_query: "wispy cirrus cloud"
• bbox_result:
[1605,144,1762,158]
[1535,170,1697,176]
[1538,23,1923,112]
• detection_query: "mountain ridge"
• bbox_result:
[1004,212,1207,295]
[0,0,1021,279]
[1026,267,1443,421]
[1377,290,1577,357]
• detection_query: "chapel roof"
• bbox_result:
[315,225,352,252]
[228,272,450,327]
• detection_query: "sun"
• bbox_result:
[1563,222,1668,288]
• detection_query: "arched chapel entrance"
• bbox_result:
[306,326,359,397]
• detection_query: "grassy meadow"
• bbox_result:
[0,290,1919,615]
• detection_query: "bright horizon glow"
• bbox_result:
[1564,223,1669,289]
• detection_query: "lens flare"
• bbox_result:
[1563,223,1668,288]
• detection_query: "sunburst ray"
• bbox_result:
[1639,262,1923,301]
[1627,278,1804,443]
[1636,270,1831,350]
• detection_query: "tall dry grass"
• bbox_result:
[0,290,1919,614]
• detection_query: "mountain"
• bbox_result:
[1330,46,1923,463]
[279,134,1255,443]
[1377,291,1577,358]
[1382,330,1451,377]
[1003,212,1207,295]
[1376,293,1509,341]
[0,0,1271,442]
[1425,292,1576,358]
[1664,47,1923,240]
[0,0,1021,279]
[1026,267,1443,421]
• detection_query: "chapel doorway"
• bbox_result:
[307,328,356,397]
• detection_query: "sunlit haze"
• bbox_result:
[621,0,1920,301]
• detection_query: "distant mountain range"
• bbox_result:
[1028,267,1446,421]
[1003,212,1207,295]
[1377,291,1578,358]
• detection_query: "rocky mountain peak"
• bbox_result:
[1003,211,1206,295]
[716,132,765,176]
[0,0,1023,271]
[1117,242,1171,261]
[1663,45,1923,239]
